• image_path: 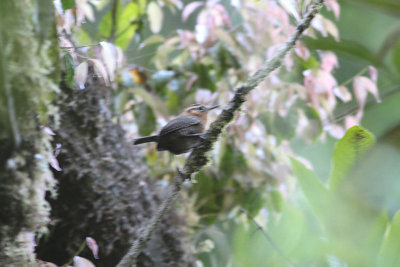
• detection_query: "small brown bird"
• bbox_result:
[133,104,219,154]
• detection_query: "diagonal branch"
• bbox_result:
[117,1,325,266]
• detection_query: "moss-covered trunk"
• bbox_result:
[0,0,59,265]
[36,75,194,266]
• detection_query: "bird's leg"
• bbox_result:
[176,167,190,181]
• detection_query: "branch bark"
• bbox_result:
[117,0,325,266]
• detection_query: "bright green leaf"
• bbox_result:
[77,29,92,45]
[98,1,122,39]
[329,126,375,190]
[61,0,75,10]
[300,55,319,70]
[116,2,140,49]
[98,2,140,50]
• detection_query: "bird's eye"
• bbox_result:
[198,106,205,111]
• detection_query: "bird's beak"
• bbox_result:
[206,105,219,111]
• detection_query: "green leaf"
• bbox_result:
[116,2,140,49]
[98,1,122,39]
[134,103,156,136]
[303,37,379,66]
[166,90,179,111]
[132,88,170,117]
[378,211,400,267]
[212,44,240,79]
[300,55,319,70]
[190,63,216,92]
[350,0,400,16]
[269,189,284,212]
[366,210,388,256]
[77,29,92,45]
[269,204,305,253]
[98,2,140,50]
[329,126,375,190]
[61,0,75,10]
[219,144,247,178]
[241,188,264,215]
[290,158,331,217]
[190,171,223,224]
[391,43,400,75]
[63,52,75,87]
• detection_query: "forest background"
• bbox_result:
[1,0,400,266]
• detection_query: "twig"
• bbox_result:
[339,66,368,88]
[117,172,185,267]
[63,239,87,267]
[60,43,101,49]
[239,208,296,267]
[329,85,400,124]
[117,1,325,266]
[108,0,120,42]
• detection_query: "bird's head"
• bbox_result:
[181,104,219,122]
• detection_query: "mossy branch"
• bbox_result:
[117,1,325,266]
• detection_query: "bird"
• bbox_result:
[133,104,219,154]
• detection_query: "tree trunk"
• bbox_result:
[0,0,59,265]
[35,73,194,266]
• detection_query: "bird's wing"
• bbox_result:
[159,115,202,136]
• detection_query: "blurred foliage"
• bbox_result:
[56,0,400,266]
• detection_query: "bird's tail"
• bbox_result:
[133,135,159,145]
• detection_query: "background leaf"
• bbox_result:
[61,0,75,10]
[378,211,400,267]
[329,125,375,190]
[63,52,75,87]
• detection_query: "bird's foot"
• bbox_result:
[176,167,189,181]
[199,133,209,140]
